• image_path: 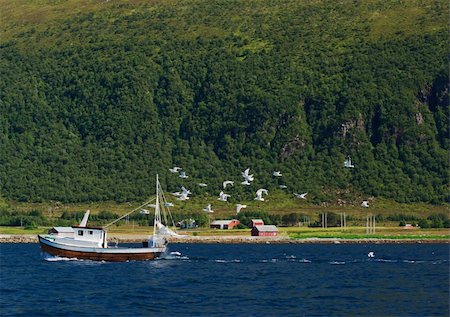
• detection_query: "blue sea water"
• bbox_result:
[0,243,448,317]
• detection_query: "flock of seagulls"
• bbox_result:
[163,155,368,215]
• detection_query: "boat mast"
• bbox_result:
[153,174,161,238]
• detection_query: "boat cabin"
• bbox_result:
[47,227,74,238]
[72,226,106,247]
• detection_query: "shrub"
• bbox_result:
[418,219,430,228]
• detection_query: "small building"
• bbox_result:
[210,219,240,230]
[248,219,264,228]
[47,227,74,238]
[251,225,279,236]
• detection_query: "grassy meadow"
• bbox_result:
[1,194,448,240]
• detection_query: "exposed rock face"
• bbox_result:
[279,135,306,160]
[415,112,424,125]
[340,113,365,137]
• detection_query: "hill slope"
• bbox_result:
[0,0,448,204]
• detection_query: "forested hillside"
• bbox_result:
[0,0,448,204]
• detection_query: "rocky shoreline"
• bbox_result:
[1,234,448,244]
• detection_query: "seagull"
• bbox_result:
[273,171,282,177]
[139,209,150,215]
[176,187,191,201]
[235,204,247,214]
[197,183,208,187]
[169,167,182,173]
[344,156,355,168]
[279,185,288,189]
[368,251,375,258]
[164,202,174,207]
[241,168,254,185]
[217,191,231,202]
[254,188,268,201]
[177,193,189,201]
[361,201,369,208]
[147,204,157,208]
[181,186,191,196]
[179,171,189,179]
[294,192,308,199]
[203,204,214,213]
[223,180,234,189]
[171,191,182,197]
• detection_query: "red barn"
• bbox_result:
[249,219,264,228]
[251,225,279,236]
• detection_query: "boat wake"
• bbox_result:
[42,254,85,262]
[160,251,190,261]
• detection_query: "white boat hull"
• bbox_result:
[39,235,166,262]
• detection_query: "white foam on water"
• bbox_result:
[330,261,346,265]
[298,259,312,263]
[161,253,189,261]
[43,255,84,262]
[214,259,242,263]
[374,259,398,263]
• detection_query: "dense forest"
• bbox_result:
[0,0,448,205]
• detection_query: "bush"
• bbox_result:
[418,219,430,228]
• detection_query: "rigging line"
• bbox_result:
[159,181,176,228]
[104,197,156,229]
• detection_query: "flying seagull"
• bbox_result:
[217,191,231,202]
[254,188,268,201]
[344,156,355,168]
[177,186,191,201]
[203,204,214,213]
[139,209,150,215]
[223,180,234,189]
[197,183,208,187]
[177,193,189,201]
[273,171,282,177]
[361,201,369,208]
[235,204,247,214]
[368,251,375,258]
[294,192,308,199]
[169,167,182,173]
[179,171,189,179]
[241,168,254,185]
[279,185,288,189]
[164,202,174,207]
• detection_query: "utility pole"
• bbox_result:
[322,212,328,229]
[340,212,346,231]
[366,215,375,234]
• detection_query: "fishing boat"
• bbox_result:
[38,175,181,262]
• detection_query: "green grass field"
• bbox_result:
[3,225,448,241]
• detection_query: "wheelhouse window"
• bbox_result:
[88,230,93,235]
[78,230,83,236]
